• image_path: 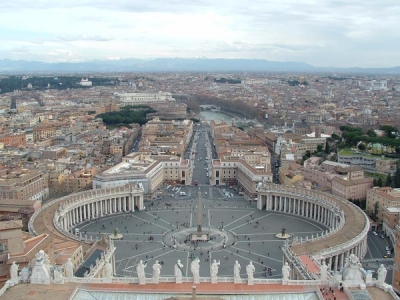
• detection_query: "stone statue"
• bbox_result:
[210,259,220,283]
[31,250,52,284]
[53,266,64,283]
[65,258,74,278]
[191,257,200,284]
[282,262,291,280]
[10,261,19,282]
[246,261,255,285]
[152,260,162,284]
[320,260,328,281]
[136,260,147,284]
[175,260,184,283]
[210,260,220,277]
[104,259,113,279]
[342,254,363,282]
[234,260,241,283]
[377,264,387,285]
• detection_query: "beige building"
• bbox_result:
[58,167,97,194]
[93,152,191,199]
[366,187,400,223]
[211,156,272,198]
[33,125,56,142]
[278,162,304,187]
[0,168,49,201]
[139,118,193,157]
[303,159,373,200]
[0,220,25,277]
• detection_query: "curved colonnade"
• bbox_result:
[29,184,144,243]
[258,183,369,273]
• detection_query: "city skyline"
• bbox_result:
[1,0,400,68]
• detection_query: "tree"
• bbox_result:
[378,177,383,187]
[325,141,330,154]
[386,174,393,187]
[358,143,366,151]
[381,125,398,138]
[317,144,323,153]
[367,128,377,137]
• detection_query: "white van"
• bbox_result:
[179,191,187,196]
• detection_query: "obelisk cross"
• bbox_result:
[197,188,202,236]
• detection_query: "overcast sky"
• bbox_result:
[1,0,400,67]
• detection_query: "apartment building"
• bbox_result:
[0,133,26,147]
[0,168,49,201]
[367,187,400,223]
[58,166,97,194]
[33,125,56,142]
[303,159,373,199]
[0,220,25,277]
[139,118,193,157]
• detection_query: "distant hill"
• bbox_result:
[0,58,399,74]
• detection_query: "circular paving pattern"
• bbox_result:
[79,195,328,279]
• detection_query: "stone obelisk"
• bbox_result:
[197,189,202,236]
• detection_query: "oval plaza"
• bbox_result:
[30,180,368,281]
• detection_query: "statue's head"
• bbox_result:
[235,260,238,264]
[213,259,216,263]
[177,260,181,263]
[155,260,159,264]
[285,262,289,266]
[380,264,384,268]
[139,260,143,263]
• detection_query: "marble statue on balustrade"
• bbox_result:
[191,257,200,284]
[234,260,241,284]
[210,260,220,283]
[64,258,74,279]
[152,260,162,284]
[10,261,19,283]
[320,260,328,282]
[246,261,255,285]
[31,250,52,284]
[342,254,363,284]
[104,259,113,280]
[282,262,291,280]
[52,265,64,284]
[175,260,184,283]
[20,267,30,283]
[377,264,387,285]
[136,260,147,285]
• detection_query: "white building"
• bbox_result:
[115,92,175,106]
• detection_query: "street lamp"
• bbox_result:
[221,221,224,230]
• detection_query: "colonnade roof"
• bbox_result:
[32,197,92,252]
[290,195,367,255]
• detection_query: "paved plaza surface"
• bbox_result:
[79,189,328,279]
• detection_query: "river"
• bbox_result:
[200,110,233,122]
